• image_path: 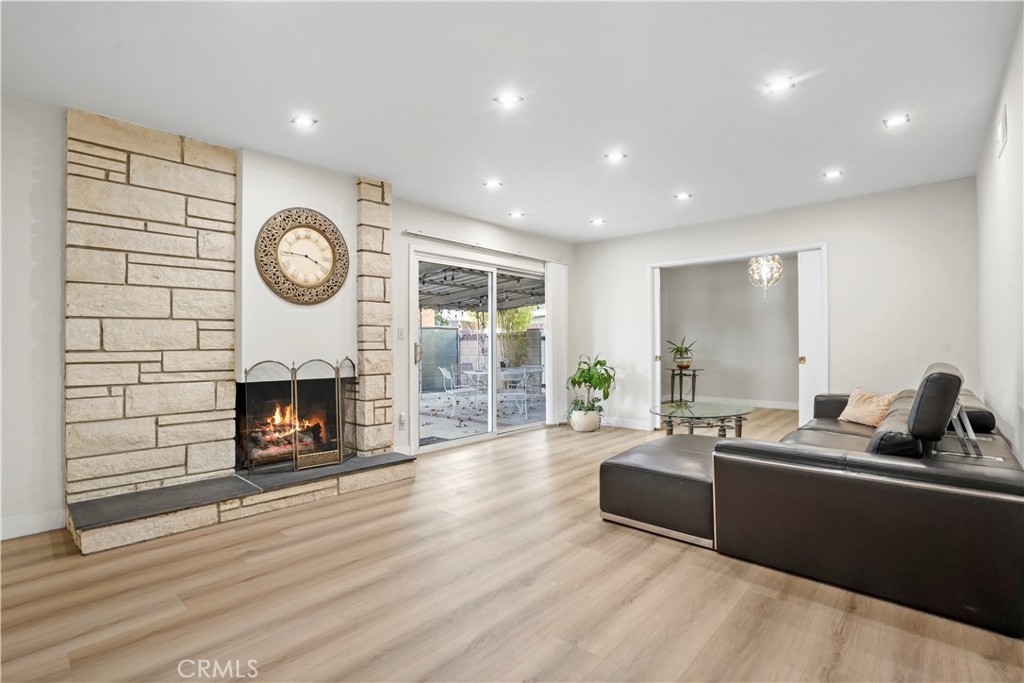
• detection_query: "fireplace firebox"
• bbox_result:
[237,359,356,473]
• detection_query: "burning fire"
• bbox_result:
[258,403,325,441]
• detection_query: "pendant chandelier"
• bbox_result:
[748,255,783,298]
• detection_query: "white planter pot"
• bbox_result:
[570,410,601,432]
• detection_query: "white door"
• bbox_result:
[797,250,828,424]
[650,266,662,429]
[544,262,569,425]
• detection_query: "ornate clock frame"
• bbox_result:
[254,207,350,305]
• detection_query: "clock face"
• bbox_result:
[276,226,335,288]
[255,207,350,305]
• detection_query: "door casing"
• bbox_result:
[648,244,828,427]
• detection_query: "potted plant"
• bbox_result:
[666,337,697,369]
[566,354,616,432]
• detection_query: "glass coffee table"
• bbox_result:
[651,401,754,437]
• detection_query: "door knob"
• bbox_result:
[798,356,807,365]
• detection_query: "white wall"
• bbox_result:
[0,94,998,539]
[1,99,67,538]
[237,150,358,377]
[977,15,1023,459]
[660,255,799,407]
[0,112,574,535]
[572,178,981,429]
[390,199,575,452]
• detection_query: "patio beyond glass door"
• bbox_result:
[495,270,546,433]
[416,260,493,447]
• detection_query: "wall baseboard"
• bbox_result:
[603,416,655,431]
[2,509,65,540]
[660,394,799,411]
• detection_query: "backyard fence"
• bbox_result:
[419,327,543,393]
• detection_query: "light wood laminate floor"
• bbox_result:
[2,409,1022,682]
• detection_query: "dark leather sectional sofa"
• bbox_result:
[600,363,1024,636]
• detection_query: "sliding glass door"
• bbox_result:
[416,259,494,447]
[495,271,545,433]
[413,254,546,449]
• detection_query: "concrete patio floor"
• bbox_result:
[418,390,546,444]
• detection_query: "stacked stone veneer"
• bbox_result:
[64,110,237,505]
[354,177,395,455]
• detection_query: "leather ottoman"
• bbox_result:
[599,434,718,547]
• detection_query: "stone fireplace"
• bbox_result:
[62,110,413,554]
[64,109,239,504]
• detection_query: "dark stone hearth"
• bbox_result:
[68,452,415,532]
[70,476,260,531]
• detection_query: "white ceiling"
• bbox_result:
[2,2,1020,243]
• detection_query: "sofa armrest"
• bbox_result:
[844,451,1024,496]
[957,389,997,433]
[714,438,848,469]
[814,394,850,419]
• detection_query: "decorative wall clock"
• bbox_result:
[255,207,349,304]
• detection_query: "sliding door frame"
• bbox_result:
[409,243,547,454]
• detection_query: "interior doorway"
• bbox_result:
[412,250,547,449]
[650,245,828,426]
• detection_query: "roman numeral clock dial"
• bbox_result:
[254,208,349,305]
[278,228,332,285]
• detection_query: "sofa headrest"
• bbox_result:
[868,393,922,457]
[908,363,963,441]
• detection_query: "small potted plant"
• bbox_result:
[666,337,697,369]
[566,354,616,432]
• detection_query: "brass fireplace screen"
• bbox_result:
[238,358,356,473]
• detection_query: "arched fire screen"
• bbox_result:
[238,358,357,473]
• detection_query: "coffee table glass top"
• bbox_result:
[651,401,754,419]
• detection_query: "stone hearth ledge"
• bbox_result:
[68,452,414,554]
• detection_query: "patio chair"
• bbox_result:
[497,369,529,418]
[521,364,544,410]
[457,362,475,386]
[439,366,478,417]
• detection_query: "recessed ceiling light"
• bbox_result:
[508,210,525,218]
[604,151,628,163]
[674,193,693,201]
[823,169,844,180]
[290,114,318,127]
[483,180,503,189]
[590,218,606,226]
[494,92,524,107]
[883,113,911,129]
[764,77,795,95]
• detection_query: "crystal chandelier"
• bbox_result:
[748,255,783,298]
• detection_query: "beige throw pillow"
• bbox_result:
[838,387,899,427]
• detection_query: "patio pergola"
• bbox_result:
[417,263,544,312]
